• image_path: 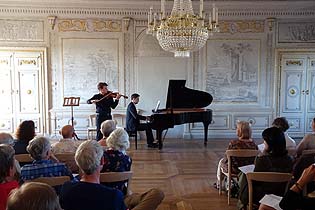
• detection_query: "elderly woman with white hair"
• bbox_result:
[102,128,164,210]
[20,136,72,182]
[98,120,117,147]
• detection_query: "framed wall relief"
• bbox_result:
[62,38,119,103]
[278,22,315,43]
[206,39,260,103]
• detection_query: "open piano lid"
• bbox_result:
[166,80,213,109]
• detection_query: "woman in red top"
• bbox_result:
[0,144,19,210]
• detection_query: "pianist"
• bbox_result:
[126,93,158,148]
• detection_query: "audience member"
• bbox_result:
[272,117,296,149]
[0,144,19,210]
[20,136,72,181]
[52,125,78,154]
[259,164,315,210]
[237,127,293,210]
[13,120,35,154]
[296,117,315,156]
[0,133,20,178]
[102,128,164,210]
[6,182,61,210]
[215,121,258,189]
[99,120,117,147]
[59,140,126,210]
[0,133,14,145]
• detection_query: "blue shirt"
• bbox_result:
[21,159,73,181]
[60,180,126,210]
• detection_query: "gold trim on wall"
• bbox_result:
[219,20,264,34]
[58,19,122,32]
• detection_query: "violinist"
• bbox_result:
[87,82,121,141]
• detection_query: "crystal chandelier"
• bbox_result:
[147,0,219,58]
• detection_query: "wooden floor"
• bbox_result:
[128,138,254,210]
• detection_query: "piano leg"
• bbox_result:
[156,129,163,150]
[203,121,210,147]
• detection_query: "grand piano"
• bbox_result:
[150,80,213,149]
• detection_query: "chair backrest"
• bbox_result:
[100,171,133,183]
[89,114,97,127]
[225,149,259,176]
[54,153,78,173]
[31,176,71,187]
[302,149,315,155]
[246,172,292,210]
[15,153,33,163]
[112,113,126,128]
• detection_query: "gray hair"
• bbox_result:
[0,144,15,182]
[106,128,130,152]
[75,140,104,175]
[7,182,61,210]
[26,136,51,161]
[0,132,14,145]
[100,120,116,138]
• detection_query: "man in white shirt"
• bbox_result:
[52,125,79,154]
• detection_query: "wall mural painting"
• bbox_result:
[62,38,119,103]
[206,39,260,102]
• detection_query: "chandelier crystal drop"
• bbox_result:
[147,0,219,58]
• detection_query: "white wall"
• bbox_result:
[0,0,314,139]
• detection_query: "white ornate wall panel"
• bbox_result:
[0,19,44,42]
[0,1,314,138]
[209,114,230,130]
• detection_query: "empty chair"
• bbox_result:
[246,172,292,210]
[87,114,97,140]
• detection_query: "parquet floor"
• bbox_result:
[128,138,260,210]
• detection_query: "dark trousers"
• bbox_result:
[96,113,112,141]
[137,123,154,145]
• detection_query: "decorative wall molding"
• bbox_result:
[278,22,315,43]
[0,19,44,42]
[58,19,122,32]
[219,20,264,34]
[0,7,314,19]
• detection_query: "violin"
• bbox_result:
[95,91,128,103]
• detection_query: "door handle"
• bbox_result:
[305,90,309,95]
[301,90,305,95]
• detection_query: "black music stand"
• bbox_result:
[63,97,80,140]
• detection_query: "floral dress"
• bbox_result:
[221,139,258,175]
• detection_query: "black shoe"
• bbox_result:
[147,143,159,148]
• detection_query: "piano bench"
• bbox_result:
[125,129,138,150]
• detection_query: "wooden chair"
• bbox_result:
[246,172,292,210]
[31,176,70,187]
[302,149,315,155]
[87,114,97,140]
[54,153,78,173]
[100,171,133,194]
[15,153,33,163]
[219,149,259,205]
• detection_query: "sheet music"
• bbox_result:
[259,194,283,210]
[258,143,265,152]
[238,164,255,174]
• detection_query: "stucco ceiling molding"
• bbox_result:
[0,6,314,19]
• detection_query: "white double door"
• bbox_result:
[279,53,315,136]
[0,50,46,134]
